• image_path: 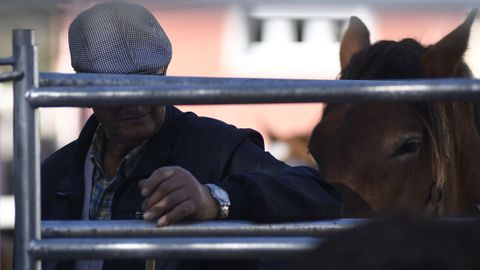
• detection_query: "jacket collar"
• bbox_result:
[129,105,186,178]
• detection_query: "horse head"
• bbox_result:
[309,10,480,217]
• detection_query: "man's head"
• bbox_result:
[69,2,171,146]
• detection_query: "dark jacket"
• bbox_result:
[41,106,342,270]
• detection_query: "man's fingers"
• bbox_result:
[143,188,191,221]
[142,178,184,210]
[140,167,176,197]
[157,200,196,227]
[138,166,207,226]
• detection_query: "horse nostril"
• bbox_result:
[393,136,423,159]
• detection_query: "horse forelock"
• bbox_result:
[340,39,427,80]
[410,103,454,197]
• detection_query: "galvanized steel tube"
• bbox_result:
[30,237,322,259]
[0,71,23,82]
[13,30,40,270]
[0,56,15,65]
[39,72,273,87]
[42,219,367,238]
[31,75,480,107]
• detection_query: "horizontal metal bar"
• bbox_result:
[30,237,322,259]
[0,56,14,66]
[0,71,23,82]
[39,72,282,87]
[42,218,479,238]
[42,219,366,238]
[39,72,480,92]
[28,77,480,107]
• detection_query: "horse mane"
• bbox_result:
[445,102,480,211]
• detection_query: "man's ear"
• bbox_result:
[421,9,477,78]
[340,16,371,71]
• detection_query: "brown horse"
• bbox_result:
[309,10,480,217]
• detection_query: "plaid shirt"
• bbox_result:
[88,125,146,220]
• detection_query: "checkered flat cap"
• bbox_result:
[69,2,172,74]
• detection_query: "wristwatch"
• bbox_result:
[205,184,230,219]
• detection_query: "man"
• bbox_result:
[41,2,342,270]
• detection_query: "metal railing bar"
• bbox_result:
[39,72,299,87]
[35,72,480,89]
[0,56,14,65]
[30,237,322,259]
[0,71,23,82]
[27,78,480,107]
[13,29,40,270]
[42,219,368,238]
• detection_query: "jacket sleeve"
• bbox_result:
[216,137,343,222]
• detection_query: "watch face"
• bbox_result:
[206,184,230,219]
[207,184,230,206]
[214,188,229,203]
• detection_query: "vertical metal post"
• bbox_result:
[13,29,40,270]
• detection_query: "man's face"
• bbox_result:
[92,105,166,144]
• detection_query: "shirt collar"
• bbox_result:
[89,124,147,178]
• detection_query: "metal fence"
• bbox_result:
[2,29,480,270]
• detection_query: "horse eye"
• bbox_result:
[393,137,422,158]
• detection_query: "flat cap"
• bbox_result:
[69,2,172,74]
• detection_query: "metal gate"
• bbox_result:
[2,29,480,270]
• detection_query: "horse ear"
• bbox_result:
[340,16,371,70]
[421,9,477,77]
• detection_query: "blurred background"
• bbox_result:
[1,0,479,269]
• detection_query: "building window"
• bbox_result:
[249,17,263,43]
[294,19,305,42]
[332,19,347,42]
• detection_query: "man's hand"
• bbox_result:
[138,166,219,226]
